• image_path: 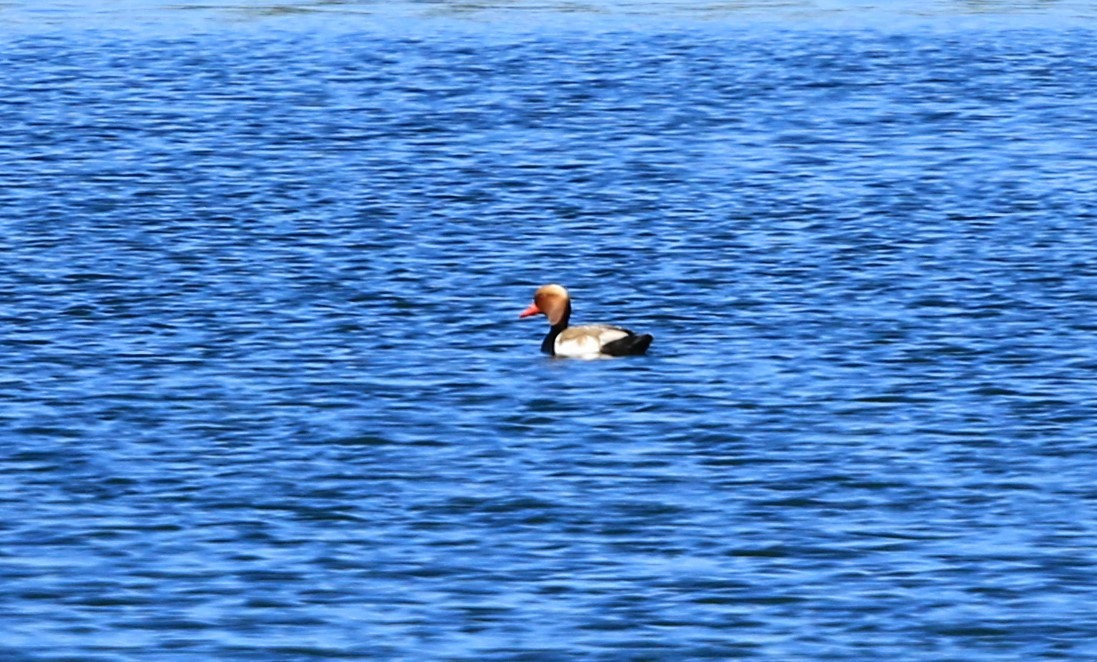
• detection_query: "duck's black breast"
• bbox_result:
[541,324,565,355]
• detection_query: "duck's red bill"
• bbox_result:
[519,303,541,318]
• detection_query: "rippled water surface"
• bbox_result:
[3,1,1097,659]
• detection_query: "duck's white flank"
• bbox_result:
[554,325,630,358]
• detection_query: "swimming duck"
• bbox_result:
[519,284,653,358]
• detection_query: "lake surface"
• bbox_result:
[2,1,1097,659]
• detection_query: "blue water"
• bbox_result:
[3,1,1097,659]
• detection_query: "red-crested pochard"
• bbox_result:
[519,284,653,358]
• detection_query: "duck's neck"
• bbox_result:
[541,324,566,355]
[541,302,571,355]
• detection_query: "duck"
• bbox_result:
[519,284,653,358]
